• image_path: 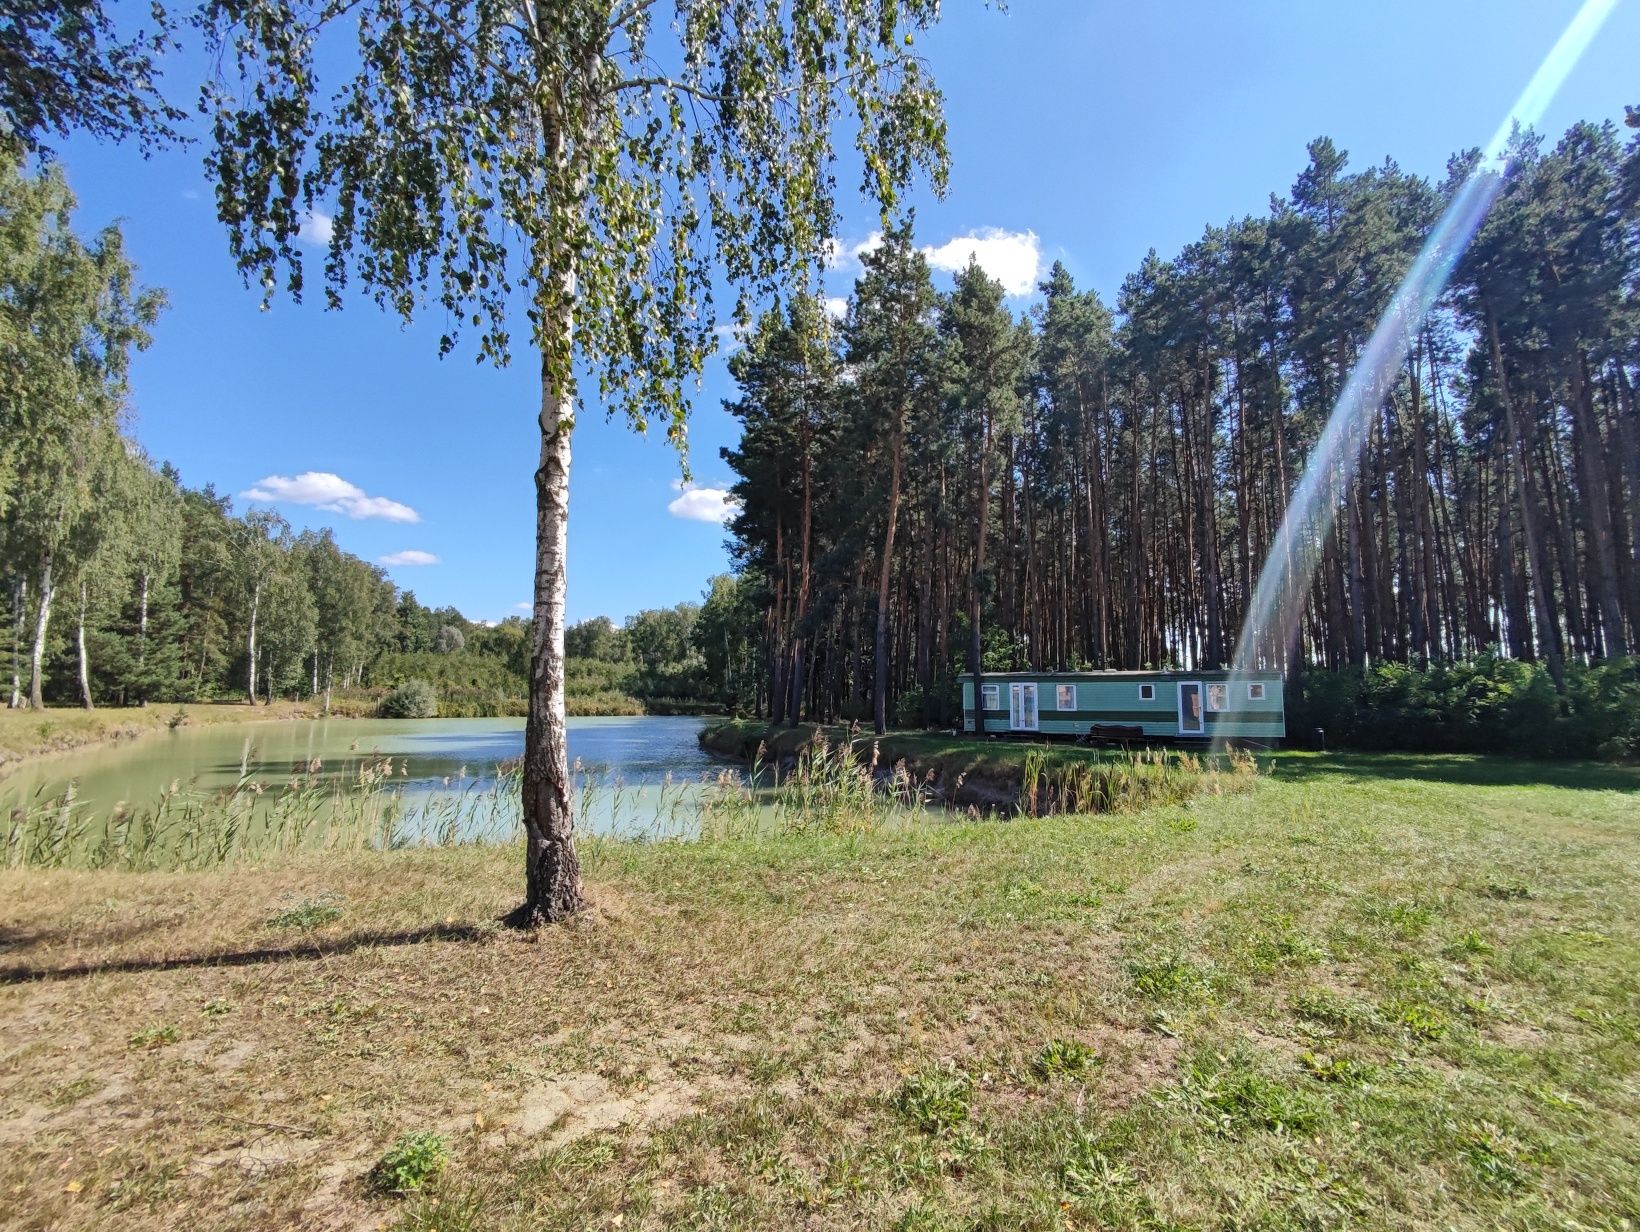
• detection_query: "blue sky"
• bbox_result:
[50,0,1636,626]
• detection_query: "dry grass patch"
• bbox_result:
[1,752,1637,1229]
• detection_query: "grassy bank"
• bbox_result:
[0,701,379,775]
[2,753,1636,1230]
[700,719,1253,813]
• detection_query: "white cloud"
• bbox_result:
[825,227,1042,296]
[712,322,750,355]
[922,228,1042,297]
[379,549,440,567]
[298,210,335,247]
[243,472,420,523]
[474,619,498,628]
[667,483,740,524]
[823,296,848,320]
[513,602,532,611]
[824,231,884,272]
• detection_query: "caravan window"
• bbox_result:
[1138,684,1155,701]
[1057,684,1076,710]
[1247,682,1266,701]
[980,684,1000,711]
[1206,683,1228,712]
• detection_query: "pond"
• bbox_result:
[1,715,728,843]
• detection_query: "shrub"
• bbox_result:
[1032,1038,1100,1081]
[379,679,438,719]
[128,1024,181,1050]
[1168,1048,1323,1137]
[1289,654,1640,759]
[265,895,344,930]
[371,1131,448,1193]
[893,1065,972,1136]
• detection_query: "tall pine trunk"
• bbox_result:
[789,428,813,727]
[1489,310,1564,692]
[1569,353,1626,656]
[874,414,905,736]
[969,417,991,734]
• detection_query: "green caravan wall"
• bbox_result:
[960,673,1285,741]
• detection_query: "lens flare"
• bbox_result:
[1216,0,1617,754]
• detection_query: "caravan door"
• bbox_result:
[1009,682,1039,732]
[1177,681,1205,737]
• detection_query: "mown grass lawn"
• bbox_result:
[1,751,1636,1230]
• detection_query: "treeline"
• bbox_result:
[0,154,527,713]
[723,120,1640,740]
[563,576,753,715]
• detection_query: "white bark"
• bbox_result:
[137,568,150,669]
[516,276,585,924]
[76,580,93,709]
[245,581,261,705]
[28,559,53,710]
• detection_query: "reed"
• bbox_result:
[1,754,523,872]
[1015,746,1259,819]
[1,739,1256,871]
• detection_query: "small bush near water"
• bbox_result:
[378,679,439,719]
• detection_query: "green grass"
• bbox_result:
[0,750,1636,1230]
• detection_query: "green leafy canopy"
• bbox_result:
[200,0,952,458]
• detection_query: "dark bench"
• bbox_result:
[1085,722,1147,746]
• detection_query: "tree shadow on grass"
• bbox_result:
[1267,751,1639,793]
[0,922,492,986]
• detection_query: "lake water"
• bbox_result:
[1,715,727,840]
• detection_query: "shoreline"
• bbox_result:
[0,703,728,779]
[0,702,373,779]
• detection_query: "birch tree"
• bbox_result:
[200,0,952,923]
[0,156,161,708]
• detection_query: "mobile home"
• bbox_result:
[960,670,1285,743]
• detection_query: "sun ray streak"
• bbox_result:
[1218,0,1618,752]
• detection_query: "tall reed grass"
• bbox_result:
[1016,746,1257,818]
[2,737,1255,872]
[1,752,522,872]
[699,734,937,840]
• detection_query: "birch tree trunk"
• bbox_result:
[514,283,586,926]
[76,580,93,709]
[134,567,150,703]
[245,582,260,706]
[28,559,54,710]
